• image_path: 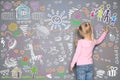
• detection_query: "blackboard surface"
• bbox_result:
[0,0,120,80]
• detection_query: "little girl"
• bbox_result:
[70,22,109,80]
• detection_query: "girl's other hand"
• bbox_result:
[70,66,73,72]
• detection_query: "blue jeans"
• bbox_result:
[75,64,93,80]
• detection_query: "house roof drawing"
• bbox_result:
[15,4,30,11]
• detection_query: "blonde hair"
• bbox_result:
[79,22,94,40]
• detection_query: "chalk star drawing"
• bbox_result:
[45,9,70,31]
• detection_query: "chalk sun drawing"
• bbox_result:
[45,9,70,30]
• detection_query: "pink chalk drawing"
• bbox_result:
[0,24,7,31]
[3,1,12,10]
[29,0,40,11]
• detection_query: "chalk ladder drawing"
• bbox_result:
[20,25,29,36]
[27,43,43,65]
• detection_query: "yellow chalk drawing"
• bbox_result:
[8,23,18,31]
[97,5,104,21]
[106,65,111,70]
[11,67,22,78]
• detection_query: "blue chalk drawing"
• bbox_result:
[15,4,30,20]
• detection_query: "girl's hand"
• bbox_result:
[70,66,73,72]
[104,26,109,33]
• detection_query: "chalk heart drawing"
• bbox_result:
[45,9,70,30]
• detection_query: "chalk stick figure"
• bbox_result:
[97,5,104,21]
[90,8,96,19]
[103,4,111,24]
[110,13,117,26]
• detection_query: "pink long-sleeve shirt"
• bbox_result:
[71,32,107,68]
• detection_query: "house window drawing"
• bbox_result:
[15,4,30,20]
[11,67,22,78]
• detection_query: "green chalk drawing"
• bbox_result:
[22,76,33,78]
[21,61,28,66]
[1,76,12,78]
[57,72,66,77]
[71,18,81,25]
[13,30,20,37]
[30,66,37,78]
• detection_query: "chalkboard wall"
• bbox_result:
[0,0,120,80]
